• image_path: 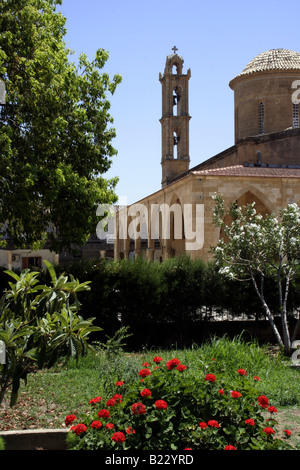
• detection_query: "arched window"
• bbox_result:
[173,87,181,116]
[258,102,264,135]
[293,103,299,128]
[173,131,180,159]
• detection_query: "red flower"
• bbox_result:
[245,418,255,426]
[143,362,150,367]
[184,447,192,450]
[257,395,269,408]
[283,429,292,437]
[98,409,110,419]
[267,406,277,413]
[166,358,181,370]
[237,369,247,376]
[115,381,124,386]
[224,445,237,450]
[205,373,216,382]
[89,396,102,405]
[208,420,219,428]
[132,402,146,415]
[65,414,76,426]
[253,376,260,381]
[139,368,151,378]
[263,427,275,436]
[71,423,87,435]
[153,356,163,363]
[155,399,168,410]
[199,422,208,429]
[90,420,102,429]
[106,398,116,407]
[105,423,115,429]
[176,364,187,372]
[113,393,122,403]
[218,389,225,395]
[126,426,136,434]
[231,391,242,398]
[112,432,126,443]
[140,388,152,397]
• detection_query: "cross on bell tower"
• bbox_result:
[159,48,191,188]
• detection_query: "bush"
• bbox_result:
[0,262,101,406]
[5,256,299,349]
[65,354,293,450]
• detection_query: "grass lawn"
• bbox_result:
[0,336,299,448]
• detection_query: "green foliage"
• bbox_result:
[0,261,101,406]
[0,436,5,450]
[0,0,121,251]
[212,195,300,354]
[95,326,133,358]
[47,256,300,350]
[65,352,294,450]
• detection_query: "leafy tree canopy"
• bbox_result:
[212,193,300,354]
[0,0,122,252]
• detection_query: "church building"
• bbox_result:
[114,48,300,262]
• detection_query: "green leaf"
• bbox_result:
[43,260,57,285]
[4,270,20,282]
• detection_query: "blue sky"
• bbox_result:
[58,0,300,205]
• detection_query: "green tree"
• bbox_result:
[212,194,300,355]
[0,0,121,252]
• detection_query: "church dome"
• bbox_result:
[229,48,300,88]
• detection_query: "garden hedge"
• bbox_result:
[1,257,299,349]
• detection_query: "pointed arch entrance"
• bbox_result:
[169,193,185,257]
[220,189,272,242]
[236,190,271,217]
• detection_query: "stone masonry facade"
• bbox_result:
[114,48,300,262]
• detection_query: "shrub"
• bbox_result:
[65,354,293,450]
[0,262,101,406]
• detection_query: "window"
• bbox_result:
[235,107,239,140]
[22,256,42,269]
[173,87,181,116]
[293,103,299,128]
[258,102,264,135]
[173,131,180,159]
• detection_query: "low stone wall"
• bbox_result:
[0,429,68,450]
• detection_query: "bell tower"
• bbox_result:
[159,47,191,188]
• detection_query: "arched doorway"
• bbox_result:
[220,190,271,242]
[236,190,271,217]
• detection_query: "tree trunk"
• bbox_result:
[281,269,292,355]
[251,272,284,349]
[261,299,284,349]
[0,375,10,407]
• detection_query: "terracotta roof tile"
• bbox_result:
[229,48,300,88]
[192,165,300,178]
